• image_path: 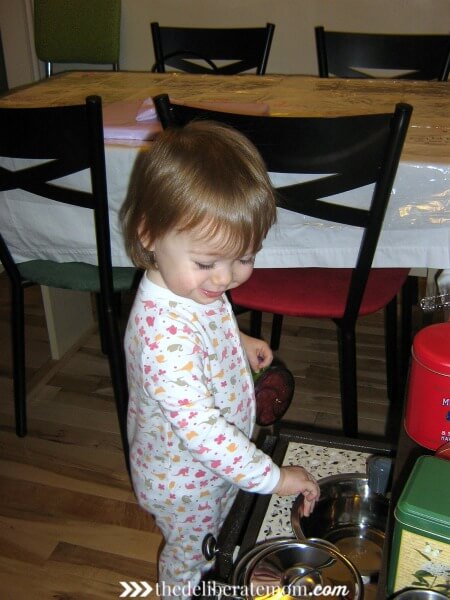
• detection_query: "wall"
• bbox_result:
[0,0,39,88]
[1,0,450,88]
[120,0,450,75]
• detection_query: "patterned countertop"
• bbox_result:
[256,441,372,541]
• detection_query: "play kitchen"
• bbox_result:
[196,323,450,599]
[198,429,449,598]
[198,429,395,599]
[198,323,450,600]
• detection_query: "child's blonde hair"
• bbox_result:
[121,120,277,269]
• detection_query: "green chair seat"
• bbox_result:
[18,260,140,292]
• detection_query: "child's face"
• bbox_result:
[146,224,256,305]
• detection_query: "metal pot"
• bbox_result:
[389,589,449,599]
[201,535,363,599]
[291,473,389,599]
[228,537,363,599]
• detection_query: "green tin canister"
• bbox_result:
[388,456,450,596]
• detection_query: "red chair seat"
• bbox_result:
[153,95,413,438]
[231,268,410,319]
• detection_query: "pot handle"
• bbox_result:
[202,533,218,561]
[366,455,393,495]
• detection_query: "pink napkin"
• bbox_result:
[103,99,162,141]
[103,97,270,141]
[135,98,157,121]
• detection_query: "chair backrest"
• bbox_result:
[0,95,115,311]
[34,0,121,77]
[153,93,412,324]
[315,26,450,81]
[150,22,275,75]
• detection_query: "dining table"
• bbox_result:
[0,71,449,357]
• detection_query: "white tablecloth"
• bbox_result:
[2,147,449,270]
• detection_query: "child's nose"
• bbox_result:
[211,266,233,287]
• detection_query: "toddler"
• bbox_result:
[121,120,319,599]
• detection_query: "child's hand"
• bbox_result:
[240,331,273,372]
[273,466,320,516]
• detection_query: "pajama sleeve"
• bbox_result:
[140,313,280,495]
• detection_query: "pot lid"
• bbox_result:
[242,539,362,599]
[412,322,450,373]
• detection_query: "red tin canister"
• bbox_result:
[405,322,450,450]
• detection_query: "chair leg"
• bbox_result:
[95,292,109,355]
[270,314,283,350]
[11,283,27,437]
[102,303,130,473]
[249,310,263,338]
[384,295,405,441]
[401,277,415,390]
[336,323,358,438]
[96,291,125,355]
[384,295,398,405]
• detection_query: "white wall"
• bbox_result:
[120,0,450,75]
[1,0,450,88]
[0,0,39,88]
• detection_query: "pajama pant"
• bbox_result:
[132,469,238,600]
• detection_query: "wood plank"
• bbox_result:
[0,514,162,563]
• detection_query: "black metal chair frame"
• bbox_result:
[0,96,131,469]
[150,22,275,75]
[153,93,413,438]
[315,26,450,80]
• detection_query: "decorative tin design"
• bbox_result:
[393,529,450,596]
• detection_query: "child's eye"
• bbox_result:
[195,262,215,270]
[240,257,255,265]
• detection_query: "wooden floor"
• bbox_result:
[0,273,433,599]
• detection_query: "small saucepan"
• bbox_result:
[203,535,364,599]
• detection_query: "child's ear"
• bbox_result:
[137,218,154,250]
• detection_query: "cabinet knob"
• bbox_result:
[202,533,218,560]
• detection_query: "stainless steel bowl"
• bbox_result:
[389,590,449,599]
[232,538,363,599]
[291,473,389,599]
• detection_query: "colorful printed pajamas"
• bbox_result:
[125,274,280,598]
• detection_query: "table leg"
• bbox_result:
[41,286,95,359]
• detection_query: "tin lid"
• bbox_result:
[395,456,450,539]
[412,322,450,374]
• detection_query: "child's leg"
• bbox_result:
[133,470,237,600]
[155,481,238,599]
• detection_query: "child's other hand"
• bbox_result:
[273,466,320,516]
[240,331,273,372]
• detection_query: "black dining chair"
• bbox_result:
[34,0,121,78]
[153,93,413,438]
[150,22,275,75]
[315,26,450,81]
[314,26,449,385]
[0,96,139,470]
